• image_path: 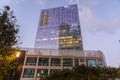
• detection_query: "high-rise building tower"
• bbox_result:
[35,4,83,50]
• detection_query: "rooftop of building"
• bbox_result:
[41,4,78,11]
[20,48,105,58]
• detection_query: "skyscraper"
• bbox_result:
[35,4,83,50]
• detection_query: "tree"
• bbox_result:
[0,6,20,80]
[43,65,119,80]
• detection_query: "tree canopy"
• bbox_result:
[0,6,20,80]
[43,65,120,80]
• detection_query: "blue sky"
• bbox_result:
[0,0,120,67]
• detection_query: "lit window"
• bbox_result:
[37,69,48,78]
[42,38,48,41]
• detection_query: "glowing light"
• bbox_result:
[42,38,48,40]
[16,52,20,57]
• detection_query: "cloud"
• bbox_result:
[79,5,120,34]
[70,0,120,34]
[37,0,46,6]
[96,19,120,33]
[0,0,11,5]
[79,5,96,26]
[0,0,25,5]
[69,0,79,4]
[68,0,99,6]
[84,0,99,6]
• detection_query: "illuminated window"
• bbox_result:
[37,69,48,78]
[40,12,49,26]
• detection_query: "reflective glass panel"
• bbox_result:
[25,57,37,65]
[51,58,61,66]
[38,58,49,66]
[50,69,60,74]
[87,59,96,67]
[63,59,73,67]
[37,69,48,78]
[74,59,79,66]
[98,59,102,67]
[22,68,35,78]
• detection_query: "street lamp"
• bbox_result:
[16,52,21,58]
[14,51,21,80]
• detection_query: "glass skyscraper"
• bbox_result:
[35,4,83,50]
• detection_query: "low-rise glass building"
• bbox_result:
[20,48,106,80]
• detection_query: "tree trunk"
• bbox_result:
[88,74,92,80]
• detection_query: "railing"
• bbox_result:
[20,48,104,58]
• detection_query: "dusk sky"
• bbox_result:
[0,0,120,67]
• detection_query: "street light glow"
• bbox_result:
[16,52,20,57]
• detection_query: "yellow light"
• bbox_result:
[60,37,65,39]
[16,52,20,58]
[66,36,72,38]
[41,70,44,74]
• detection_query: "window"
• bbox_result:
[37,69,48,78]
[87,59,96,67]
[74,59,79,66]
[50,69,60,74]
[80,59,85,62]
[98,59,102,67]
[22,68,35,78]
[25,57,37,65]
[38,58,49,66]
[63,59,73,67]
[51,58,61,66]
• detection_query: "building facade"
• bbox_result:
[35,4,83,50]
[19,4,107,80]
[20,48,106,80]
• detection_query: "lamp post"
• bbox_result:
[16,52,21,58]
[14,51,21,80]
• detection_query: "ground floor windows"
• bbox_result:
[74,59,79,66]
[25,57,103,67]
[22,68,35,78]
[37,69,48,78]
[50,69,60,74]
[98,59,102,67]
[87,59,96,67]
